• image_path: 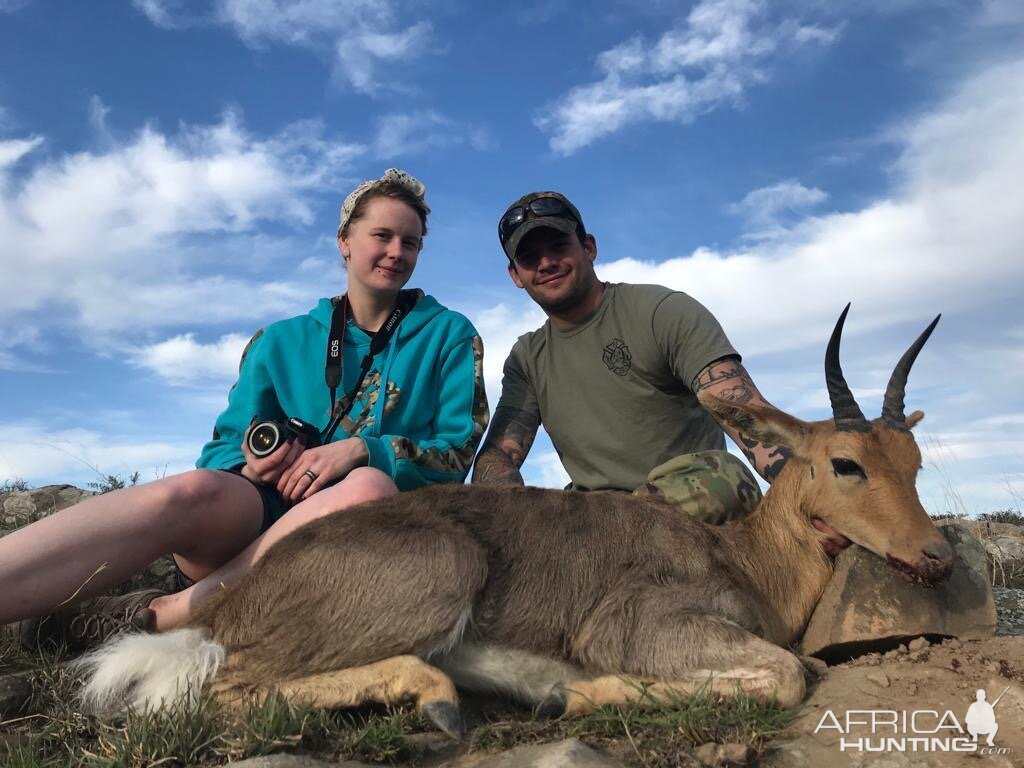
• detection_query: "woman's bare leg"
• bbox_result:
[151,467,398,631]
[0,470,264,625]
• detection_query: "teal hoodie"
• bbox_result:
[197,292,488,490]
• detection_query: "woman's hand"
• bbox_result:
[277,437,370,503]
[239,428,306,486]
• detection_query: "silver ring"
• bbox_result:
[303,469,318,482]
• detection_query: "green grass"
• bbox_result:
[1,626,799,767]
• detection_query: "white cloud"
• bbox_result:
[0,136,43,170]
[0,111,363,343]
[521,447,571,489]
[372,111,495,159]
[131,0,190,28]
[333,21,435,92]
[728,179,828,239]
[467,301,547,403]
[0,422,199,487]
[979,0,1024,25]
[594,58,1024,358]
[536,0,840,154]
[131,332,251,385]
[87,95,113,143]
[135,0,437,93]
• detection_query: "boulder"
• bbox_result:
[229,757,368,768]
[800,521,996,662]
[1,484,93,530]
[452,739,623,768]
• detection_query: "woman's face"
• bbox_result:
[338,196,423,296]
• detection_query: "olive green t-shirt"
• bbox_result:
[498,283,738,491]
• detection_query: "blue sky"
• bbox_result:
[0,0,1021,515]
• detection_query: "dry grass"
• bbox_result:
[0,630,798,767]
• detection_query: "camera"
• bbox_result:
[246,417,322,458]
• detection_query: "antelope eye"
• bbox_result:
[831,458,866,478]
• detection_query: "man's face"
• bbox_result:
[507,227,598,314]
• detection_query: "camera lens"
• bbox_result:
[247,422,282,458]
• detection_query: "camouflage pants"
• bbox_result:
[633,450,762,525]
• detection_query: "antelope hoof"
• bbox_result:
[535,685,567,720]
[421,700,465,741]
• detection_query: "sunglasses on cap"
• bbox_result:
[498,196,582,247]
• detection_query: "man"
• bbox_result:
[471,191,789,524]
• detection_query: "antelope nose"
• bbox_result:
[923,538,954,564]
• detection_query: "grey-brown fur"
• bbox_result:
[191,483,815,701]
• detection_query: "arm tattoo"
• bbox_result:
[693,358,756,404]
[695,357,791,484]
[738,435,792,483]
[471,406,540,487]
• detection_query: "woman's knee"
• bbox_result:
[157,469,228,508]
[294,468,397,522]
[150,470,254,533]
[342,467,399,505]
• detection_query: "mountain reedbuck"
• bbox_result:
[80,306,954,737]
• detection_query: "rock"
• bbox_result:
[800,522,997,661]
[907,636,929,652]
[0,671,33,716]
[865,671,890,688]
[978,532,1019,585]
[798,655,829,679]
[1,485,92,530]
[229,757,367,768]
[946,637,963,648]
[461,738,622,768]
[695,742,754,766]
[0,484,180,595]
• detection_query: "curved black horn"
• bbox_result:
[826,304,870,432]
[881,314,941,429]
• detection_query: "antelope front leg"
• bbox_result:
[216,655,465,739]
[545,588,806,717]
[541,649,804,719]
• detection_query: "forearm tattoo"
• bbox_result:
[695,358,791,484]
[739,435,793,483]
[471,406,539,487]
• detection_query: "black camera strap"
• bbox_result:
[322,291,414,443]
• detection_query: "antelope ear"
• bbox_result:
[698,391,810,450]
[905,410,925,429]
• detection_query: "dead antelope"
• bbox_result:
[79,306,954,738]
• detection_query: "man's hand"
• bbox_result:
[276,437,369,503]
[693,356,791,483]
[471,406,539,486]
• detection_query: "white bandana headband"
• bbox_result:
[337,168,427,237]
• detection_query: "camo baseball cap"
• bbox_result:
[499,191,586,261]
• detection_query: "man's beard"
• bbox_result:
[528,273,591,315]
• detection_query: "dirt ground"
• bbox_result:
[764,636,1024,767]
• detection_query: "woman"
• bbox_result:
[1,168,488,647]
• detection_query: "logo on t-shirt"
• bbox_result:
[602,338,632,376]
